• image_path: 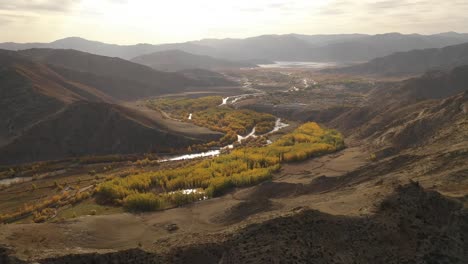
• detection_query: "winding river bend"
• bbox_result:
[1,119,289,186]
[165,77,295,162]
[0,177,32,186]
[161,118,289,162]
[1,80,293,186]
[220,79,265,106]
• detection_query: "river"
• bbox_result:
[0,177,32,186]
[165,77,292,162]
[220,78,265,106]
[161,118,289,162]
[258,61,338,69]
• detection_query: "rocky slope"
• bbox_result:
[171,183,467,264]
[0,102,204,164]
[10,183,465,263]
[20,48,236,94]
[324,66,468,152]
[0,50,220,164]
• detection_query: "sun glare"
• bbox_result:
[59,0,331,44]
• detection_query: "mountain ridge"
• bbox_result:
[3,32,468,62]
[16,48,235,99]
[330,42,468,76]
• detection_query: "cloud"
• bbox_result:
[240,7,265,13]
[365,0,468,13]
[317,0,352,16]
[367,0,409,10]
[0,16,11,25]
[0,0,81,13]
[108,0,128,4]
[0,12,39,25]
[238,1,310,13]
[269,3,287,9]
[365,0,438,14]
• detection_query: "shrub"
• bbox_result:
[33,208,56,223]
[123,193,164,212]
[96,122,344,211]
[162,190,205,207]
[96,180,134,201]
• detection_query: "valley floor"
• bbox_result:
[2,138,466,261]
[0,68,467,263]
[0,144,371,260]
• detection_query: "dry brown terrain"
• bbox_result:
[0,65,467,263]
[1,135,466,263]
[0,145,373,259]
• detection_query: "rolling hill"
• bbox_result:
[0,50,221,164]
[177,68,237,87]
[17,48,235,100]
[318,65,468,154]
[0,102,204,164]
[332,42,468,76]
[131,49,255,71]
[17,48,192,99]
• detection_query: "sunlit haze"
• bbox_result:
[1,0,467,44]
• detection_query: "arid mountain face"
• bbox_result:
[0,50,221,164]
[175,67,467,264]
[18,48,193,100]
[2,33,468,62]
[332,42,468,76]
[165,183,466,264]
[131,49,255,72]
[4,183,465,264]
[321,65,468,147]
[0,102,202,164]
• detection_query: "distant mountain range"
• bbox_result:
[2,32,468,62]
[0,49,223,164]
[19,48,235,98]
[131,49,256,72]
[330,42,468,76]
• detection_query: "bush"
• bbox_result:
[96,122,344,211]
[147,96,276,146]
[33,208,56,223]
[124,193,164,212]
[162,190,205,206]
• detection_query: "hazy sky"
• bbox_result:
[1,0,467,44]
